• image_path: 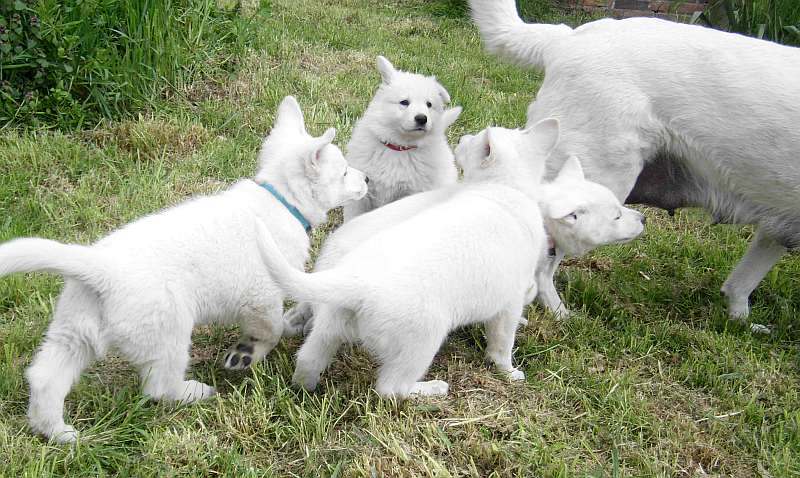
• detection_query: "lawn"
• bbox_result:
[1,0,799,476]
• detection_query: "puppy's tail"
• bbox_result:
[0,238,115,293]
[254,219,360,311]
[469,0,572,69]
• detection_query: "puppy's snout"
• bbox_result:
[640,213,647,225]
[365,176,370,184]
[414,114,428,125]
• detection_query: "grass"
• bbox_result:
[1,0,257,129]
[699,0,800,46]
[1,0,799,476]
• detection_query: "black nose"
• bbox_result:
[364,176,370,184]
[641,215,647,225]
[414,114,427,125]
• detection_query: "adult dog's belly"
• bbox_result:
[626,151,800,248]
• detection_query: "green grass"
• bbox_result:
[699,0,800,46]
[1,0,258,129]
[1,0,799,476]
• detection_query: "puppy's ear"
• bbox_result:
[441,106,462,130]
[304,128,336,176]
[545,200,580,225]
[480,129,495,169]
[554,155,585,182]
[273,96,307,135]
[436,82,451,104]
[523,118,559,157]
[376,56,396,85]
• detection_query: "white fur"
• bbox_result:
[343,56,462,221]
[261,124,642,398]
[0,96,367,443]
[284,121,644,335]
[470,0,800,322]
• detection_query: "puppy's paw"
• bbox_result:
[224,342,256,370]
[507,368,525,381]
[50,425,79,444]
[749,323,772,335]
[224,337,274,370]
[179,380,217,403]
[282,321,305,338]
[410,380,449,397]
[553,305,571,321]
[283,304,314,336]
[292,368,320,392]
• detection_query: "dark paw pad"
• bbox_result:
[224,342,256,370]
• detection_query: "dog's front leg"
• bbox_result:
[224,302,283,370]
[721,228,786,324]
[535,249,570,319]
[485,309,525,381]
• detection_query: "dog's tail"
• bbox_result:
[469,0,572,69]
[254,219,360,311]
[0,238,115,294]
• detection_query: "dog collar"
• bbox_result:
[258,182,311,233]
[547,235,556,257]
[382,141,418,152]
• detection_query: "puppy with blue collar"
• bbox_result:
[0,96,367,442]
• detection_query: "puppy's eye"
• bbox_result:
[426,101,432,108]
[343,170,348,177]
[569,213,578,221]
[614,211,622,220]
[399,100,410,106]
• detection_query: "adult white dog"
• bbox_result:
[470,0,800,325]
[259,123,644,398]
[343,55,461,221]
[0,96,367,442]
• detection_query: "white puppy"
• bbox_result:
[259,124,643,399]
[0,96,367,443]
[284,120,644,335]
[342,55,462,221]
[470,0,800,326]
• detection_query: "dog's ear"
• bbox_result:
[304,128,336,176]
[554,155,585,182]
[479,129,495,169]
[441,106,462,130]
[523,118,559,157]
[545,199,581,225]
[376,56,396,85]
[274,96,307,135]
[435,81,451,104]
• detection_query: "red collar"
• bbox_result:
[383,141,418,152]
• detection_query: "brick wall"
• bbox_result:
[569,0,708,20]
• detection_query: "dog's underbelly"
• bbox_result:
[626,151,800,248]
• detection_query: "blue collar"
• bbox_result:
[258,182,312,233]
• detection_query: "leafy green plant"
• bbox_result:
[0,0,256,129]
[694,0,800,46]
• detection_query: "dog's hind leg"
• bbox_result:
[25,283,102,443]
[535,249,570,319]
[375,332,446,399]
[292,304,345,391]
[131,315,216,403]
[485,308,526,381]
[721,228,786,323]
[225,300,283,370]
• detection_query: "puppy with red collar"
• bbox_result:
[343,56,462,221]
